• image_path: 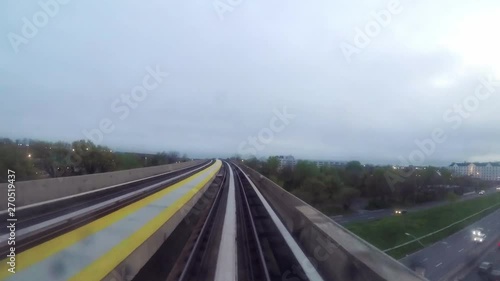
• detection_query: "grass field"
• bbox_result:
[346,192,500,259]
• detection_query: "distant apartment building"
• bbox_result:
[449,162,500,181]
[313,160,348,168]
[276,155,296,168]
[274,155,347,169]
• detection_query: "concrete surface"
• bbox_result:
[237,162,427,281]
[0,160,204,210]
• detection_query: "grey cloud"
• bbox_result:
[2,0,500,165]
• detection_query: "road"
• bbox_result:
[460,242,500,281]
[399,208,500,281]
[333,189,496,225]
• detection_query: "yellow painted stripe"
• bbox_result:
[70,160,222,281]
[0,161,220,280]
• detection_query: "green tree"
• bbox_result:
[365,168,392,202]
[231,154,242,162]
[243,157,260,170]
[339,186,361,210]
[440,169,453,183]
[70,140,115,174]
[261,156,280,177]
[420,167,444,186]
[28,140,77,177]
[94,145,116,172]
[279,165,295,191]
[318,168,343,199]
[269,175,284,187]
[51,141,75,177]
[151,152,168,166]
[30,140,56,176]
[343,161,365,188]
[293,177,327,205]
[0,139,37,181]
[115,153,142,169]
[293,161,319,188]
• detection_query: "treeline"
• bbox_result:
[0,138,190,182]
[237,156,493,214]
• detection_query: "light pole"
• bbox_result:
[405,232,425,247]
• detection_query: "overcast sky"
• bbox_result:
[1,0,500,166]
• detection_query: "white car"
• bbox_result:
[496,187,500,191]
[472,228,486,242]
[479,190,485,195]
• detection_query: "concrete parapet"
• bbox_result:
[237,163,428,281]
[1,160,205,210]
